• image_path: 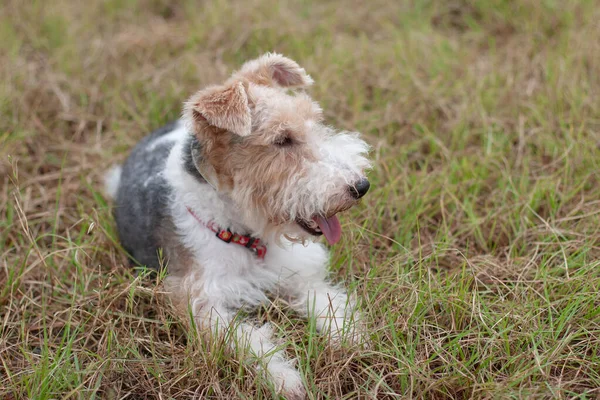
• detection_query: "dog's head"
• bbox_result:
[184,53,371,244]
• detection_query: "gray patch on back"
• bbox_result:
[113,121,179,270]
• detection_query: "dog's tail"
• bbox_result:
[104,165,122,199]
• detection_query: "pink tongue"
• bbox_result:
[313,214,342,245]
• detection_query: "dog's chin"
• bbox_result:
[266,204,356,245]
[295,217,323,237]
[295,212,345,245]
[259,219,321,246]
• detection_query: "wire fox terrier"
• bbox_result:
[104,53,371,399]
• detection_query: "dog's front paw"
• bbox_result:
[321,313,370,348]
[267,360,306,400]
[344,317,371,348]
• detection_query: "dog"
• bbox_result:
[104,53,371,399]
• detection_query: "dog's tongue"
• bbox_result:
[313,214,342,245]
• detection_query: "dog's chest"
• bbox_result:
[174,213,281,304]
[202,242,282,306]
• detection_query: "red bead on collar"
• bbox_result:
[186,207,267,259]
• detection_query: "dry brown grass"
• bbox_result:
[2,0,600,398]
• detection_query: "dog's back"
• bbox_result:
[106,121,182,269]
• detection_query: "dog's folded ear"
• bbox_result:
[186,81,252,137]
[233,53,314,88]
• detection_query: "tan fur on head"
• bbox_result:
[231,53,314,88]
[186,81,251,137]
[183,53,370,241]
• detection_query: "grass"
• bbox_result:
[2,0,600,398]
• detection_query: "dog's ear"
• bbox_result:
[234,53,313,88]
[186,81,251,137]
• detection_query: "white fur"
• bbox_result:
[104,165,122,199]
[147,122,188,150]
[158,120,367,397]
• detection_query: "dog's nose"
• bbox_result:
[348,178,370,199]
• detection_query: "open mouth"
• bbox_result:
[296,214,342,245]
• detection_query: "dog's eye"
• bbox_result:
[273,135,293,147]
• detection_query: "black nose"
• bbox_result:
[348,178,370,199]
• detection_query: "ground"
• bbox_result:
[2,0,600,398]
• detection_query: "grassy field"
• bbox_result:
[2,0,600,398]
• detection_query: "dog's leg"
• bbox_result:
[295,280,359,343]
[271,243,364,344]
[203,307,305,399]
[166,272,306,399]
